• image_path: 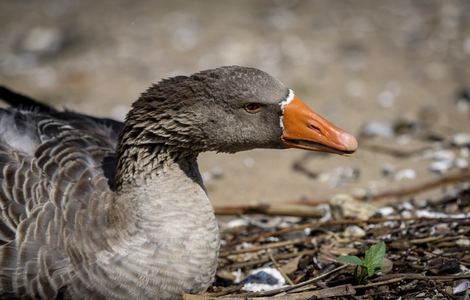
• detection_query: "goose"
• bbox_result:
[0,66,357,299]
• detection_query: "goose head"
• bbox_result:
[123,66,357,155]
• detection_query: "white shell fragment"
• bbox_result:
[453,280,470,295]
[241,267,286,292]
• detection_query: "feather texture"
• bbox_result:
[0,66,290,299]
[0,108,119,298]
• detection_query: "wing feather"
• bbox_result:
[0,104,121,297]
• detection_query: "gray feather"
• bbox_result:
[0,66,288,299]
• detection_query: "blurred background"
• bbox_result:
[1,0,469,206]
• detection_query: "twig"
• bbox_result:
[220,238,309,257]
[223,249,316,270]
[353,277,404,289]
[371,273,470,282]
[225,216,469,247]
[214,203,324,217]
[409,235,445,244]
[199,285,244,298]
[330,274,470,294]
[266,249,294,285]
[184,284,356,300]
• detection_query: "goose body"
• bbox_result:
[0,66,357,299]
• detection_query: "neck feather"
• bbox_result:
[115,143,198,189]
[86,143,219,298]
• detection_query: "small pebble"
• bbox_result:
[431,223,450,235]
[211,166,224,179]
[381,163,396,177]
[452,133,470,147]
[455,158,469,170]
[432,150,455,161]
[401,210,412,218]
[400,202,414,210]
[227,219,249,228]
[456,238,470,247]
[330,194,377,220]
[430,160,453,173]
[343,225,366,238]
[17,26,63,56]
[360,121,393,137]
[377,206,395,216]
[394,169,416,180]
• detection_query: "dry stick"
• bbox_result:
[353,277,404,289]
[227,264,349,298]
[225,219,370,247]
[203,286,244,298]
[266,249,294,285]
[224,249,316,270]
[370,273,470,282]
[220,238,309,257]
[214,203,324,217]
[409,235,445,244]
[224,216,469,247]
[185,284,356,300]
[351,274,470,291]
[185,273,470,300]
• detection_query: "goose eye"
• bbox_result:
[244,103,262,113]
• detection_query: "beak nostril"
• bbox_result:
[309,124,322,134]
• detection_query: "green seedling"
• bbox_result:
[336,241,386,284]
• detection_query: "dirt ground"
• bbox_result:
[1,0,470,207]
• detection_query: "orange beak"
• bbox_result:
[281,96,358,154]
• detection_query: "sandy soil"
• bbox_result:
[1,0,469,206]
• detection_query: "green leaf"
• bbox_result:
[363,242,386,277]
[336,255,363,266]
